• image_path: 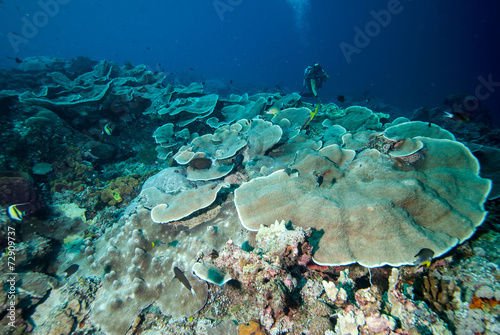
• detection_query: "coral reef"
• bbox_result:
[1,58,499,335]
[54,167,245,335]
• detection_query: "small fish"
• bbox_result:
[152,240,164,248]
[337,95,345,102]
[63,264,80,278]
[7,203,27,221]
[428,122,432,128]
[414,248,434,268]
[313,171,323,187]
[310,104,321,121]
[112,191,122,202]
[315,175,323,188]
[103,122,114,135]
[284,168,299,177]
[174,267,196,296]
[444,111,470,122]
[266,106,280,115]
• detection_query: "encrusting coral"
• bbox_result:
[56,167,245,335]
[99,175,140,207]
[237,320,268,335]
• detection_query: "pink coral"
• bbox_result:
[394,150,424,165]
[224,171,248,185]
[365,313,393,333]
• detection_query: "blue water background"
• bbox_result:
[1,0,499,122]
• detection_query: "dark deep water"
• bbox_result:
[1,0,499,123]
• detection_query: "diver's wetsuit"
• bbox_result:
[303,63,329,100]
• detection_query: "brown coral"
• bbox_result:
[420,274,461,313]
[238,320,268,335]
[100,175,140,206]
[49,154,95,194]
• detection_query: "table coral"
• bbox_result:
[235,137,491,267]
[330,105,383,131]
[384,120,456,141]
[174,119,281,181]
[148,182,229,224]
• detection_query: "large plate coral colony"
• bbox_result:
[1,57,499,335]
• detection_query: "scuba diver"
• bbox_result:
[302,63,329,102]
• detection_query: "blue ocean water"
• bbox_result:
[1,0,499,123]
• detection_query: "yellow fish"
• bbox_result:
[112,191,122,202]
[414,248,434,269]
[266,106,280,115]
[7,204,26,221]
[104,122,114,135]
[310,104,321,120]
